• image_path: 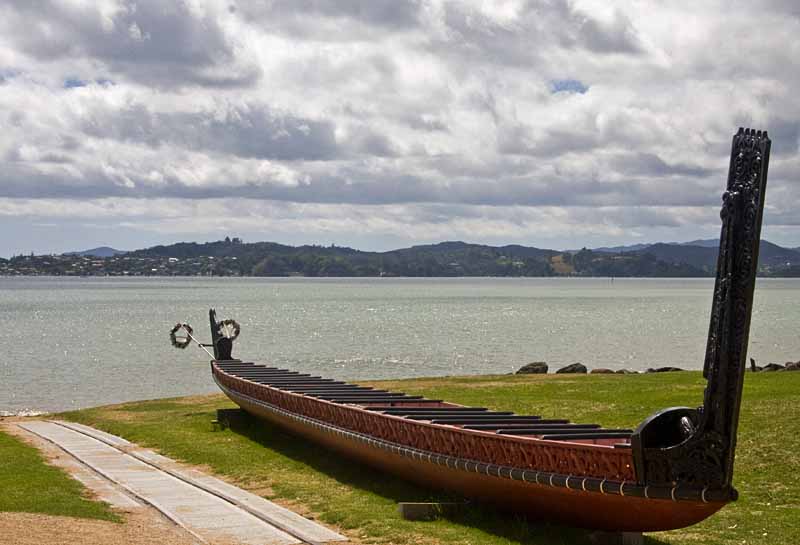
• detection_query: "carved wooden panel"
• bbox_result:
[215,371,636,481]
[637,128,771,493]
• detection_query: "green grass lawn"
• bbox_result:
[0,427,119,521]
[60,371,800,545]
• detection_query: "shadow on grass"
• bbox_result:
[222,409,670,545]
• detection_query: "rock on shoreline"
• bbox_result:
[748,359,800,372]
[512,359,800,375]
[556,363,587,374]
[515,362,548,374]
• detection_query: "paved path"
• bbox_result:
[22,429,144,510]
[17,421,347,545]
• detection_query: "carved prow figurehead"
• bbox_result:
[632,128,771,500]
[168,310,241,360]
[208,308,241,361]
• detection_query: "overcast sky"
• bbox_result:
[1,0,798,256]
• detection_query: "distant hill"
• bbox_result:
[124,237,800,277]
[592,239,719,253]
[591,243,653,254]
[639,240,800,273]
[638,243,718,272]
[6,238,800,277]
[678,239,719,248]
[130,239,560,277]
[749,240,800,268]
[401,241,554,259]
[64,246,126,258]
[125,238,708,277]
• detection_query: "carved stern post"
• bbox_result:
[631,128,771,501]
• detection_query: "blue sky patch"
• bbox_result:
[550,79,589,94]
[64,77,88,88]
[0,69,20,84]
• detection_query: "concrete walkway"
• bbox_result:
[17,421,347,545]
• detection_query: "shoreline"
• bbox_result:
[8,361,800,417]
[1,370,698,417]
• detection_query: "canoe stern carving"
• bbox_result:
[632,128,771,499]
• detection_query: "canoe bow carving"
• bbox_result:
[632,128,771,498]
[209,308,235,361]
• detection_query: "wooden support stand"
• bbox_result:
[214,408,252,430]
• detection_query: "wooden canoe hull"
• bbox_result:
[220,381,725,532]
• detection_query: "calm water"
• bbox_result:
[1,277,798,414]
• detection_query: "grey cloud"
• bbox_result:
[765,119,800,155]
[497,123,601,157]
[235,0,422,40]
[406,115,449,132]
[347,126,398,157]
[763,0,800,16]
[576,10,643,54]
[274,51,398,101]
[81,103,340,161]
[1,0,259,88]
[0,157,720,208]
[432,1,643,69]
[3,147,21,162]
[438,4,537,67]
[58,136,82,152]
[610,153,715,178]
[244,0,420,27]
[0,162,130,200]
[595,206,702,229]
[38,153,72,164]
[75,97,406,161]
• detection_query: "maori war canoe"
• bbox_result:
[175,128,771,532]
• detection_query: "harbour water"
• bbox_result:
[1,276,798,414]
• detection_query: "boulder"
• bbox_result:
[750,358,762,372]
[761,363,784,372]
[516,362,548,374]
[615,369,639,374]
[646,367,685,373]
[556,363,587,374]
[590,368,615,374]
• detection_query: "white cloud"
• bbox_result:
[0,0,798,253]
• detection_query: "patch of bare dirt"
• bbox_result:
[0,512,200,545]
[0,415,52,424]
[4,422,56,450]
[242,484,277,499]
